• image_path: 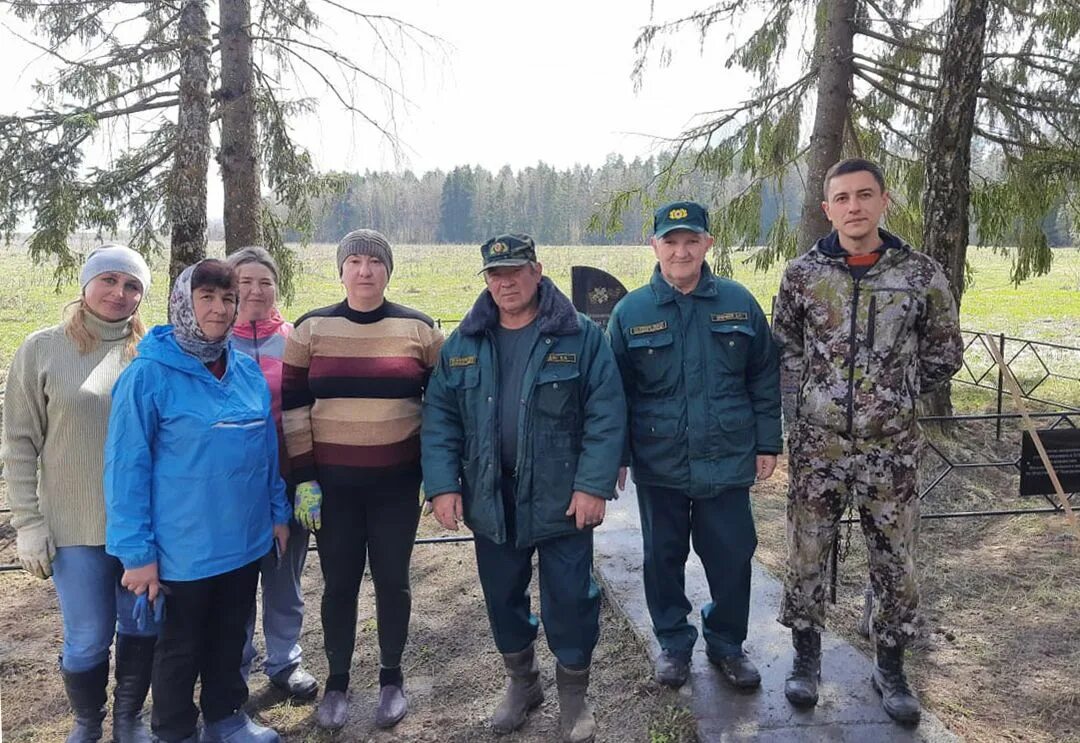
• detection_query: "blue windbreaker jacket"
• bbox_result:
[104,325,290,581]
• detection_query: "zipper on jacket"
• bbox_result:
[486,330,506,544]
[867,294,877,350]
[251,321,260,365]
[845,277,862,436]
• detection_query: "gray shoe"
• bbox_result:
[315,690,349,731]
[708,651,762,690]
[492,644,544,734]
[556,664,596,743]
[374,684,408,728]
[654,650,690,688]
[200,712,279,742]
[269,665,318,701]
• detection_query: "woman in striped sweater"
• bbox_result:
[1,245,158,743]
[281,229,444,731]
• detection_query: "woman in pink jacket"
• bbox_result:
[228,247,318,701]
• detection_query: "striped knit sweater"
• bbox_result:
[281,300,444,488]
[1,313,136,547]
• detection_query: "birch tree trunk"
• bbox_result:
[219,0,261,252]
[796,0,857,252]
[921,0,989,416]
[169,0,211,285]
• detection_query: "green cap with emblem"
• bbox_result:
[653,200,709,238]
[479,233,537,273]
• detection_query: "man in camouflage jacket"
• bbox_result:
[772,158,963,725]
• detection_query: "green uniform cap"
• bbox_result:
[653,201,709,238]
[479,233,537,273]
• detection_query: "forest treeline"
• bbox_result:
[299,152,1074,247]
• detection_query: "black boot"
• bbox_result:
[871,644,921,725]
[491,644,544,734]
[112,634,156,743]
[784,629,821,707]
[61,660,109,743]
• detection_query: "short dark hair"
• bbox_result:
[823,158,887,199]
[190,259,237,292]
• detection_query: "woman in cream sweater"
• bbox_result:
[1,245,159,743]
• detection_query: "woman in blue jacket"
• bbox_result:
[105,259,291,743]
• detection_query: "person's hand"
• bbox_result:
[431,493,463,531]
[294,480,323,531]
[617,467,628,492]
[756,455,778,482]
[566,491,606,530]
[273,523,290,557]
[122,562,161,603]
[16,522,55,579]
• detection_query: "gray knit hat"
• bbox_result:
[80,244,152,294]
[337,229,393,277]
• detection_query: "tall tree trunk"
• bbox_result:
[218,0,261,253]
[921,0,989,416]
[796,0,857,252]
[169,0,211,286]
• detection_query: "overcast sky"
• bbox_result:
[1,0,764,184]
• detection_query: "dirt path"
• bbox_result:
[0,504,695,742]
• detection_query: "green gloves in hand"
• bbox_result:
[17,522,56,579]
[294,480,323,531]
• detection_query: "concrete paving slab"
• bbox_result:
[593,482,959,742]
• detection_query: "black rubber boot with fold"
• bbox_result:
[491,644,544,734]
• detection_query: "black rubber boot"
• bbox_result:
[112,634,156,743]
[491,644,544,734]
[555,664,596,743]
[61,660,109,743]
[784,629,821,707]
[871,643,921,725]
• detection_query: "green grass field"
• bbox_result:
[1,242,1078,374]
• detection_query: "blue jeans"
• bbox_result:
[241,520,309,679]
[52,545,160,673]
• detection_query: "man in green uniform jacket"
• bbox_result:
[421,234,626,743]
[608,202,782,690]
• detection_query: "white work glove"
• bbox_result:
[17,522,56,579]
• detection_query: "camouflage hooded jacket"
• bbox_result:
[772,230,963,438]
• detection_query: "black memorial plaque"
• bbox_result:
[1019,428,1080,496]
[571,266,628,331]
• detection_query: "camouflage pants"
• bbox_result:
[778,421,921,648]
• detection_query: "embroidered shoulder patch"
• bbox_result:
[546,353,577,364]
[629,321,668,336]
[710,312,749,323]
[448,355,477,368]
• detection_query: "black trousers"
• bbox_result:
[151,559,261,741]
[315,471,421,690]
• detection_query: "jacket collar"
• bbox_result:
[459,276,581,336]
[809,228,911,269]
[649,261,719,305]
[231,308,286,340]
